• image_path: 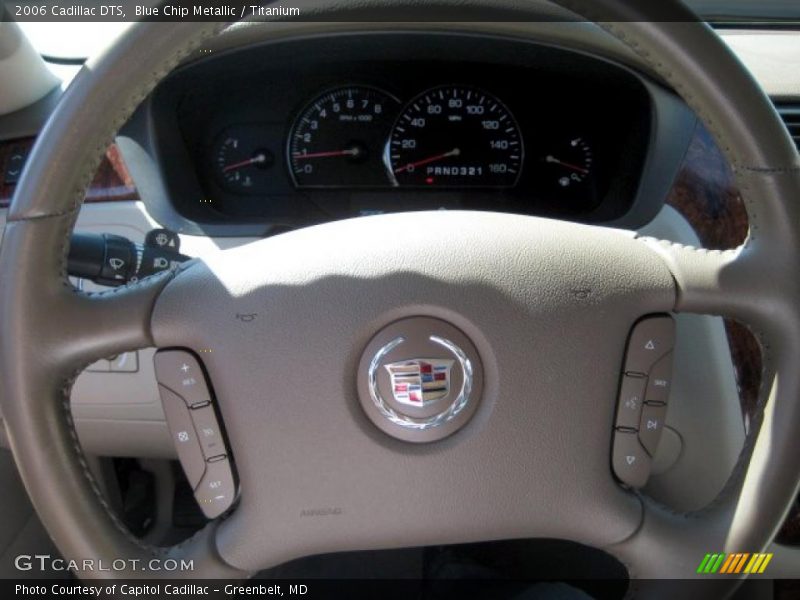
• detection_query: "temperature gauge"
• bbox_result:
[211,127,275,193]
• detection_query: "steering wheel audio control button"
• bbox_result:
[194,458,236,519]
[639,403,668,456]
[615,375,646,430]
[612,315,675,487]
[157,384,206,488]
[624,316,675,375]
[612,430,652,488]
[190,405,227,460]
[645,352,674,403]
[154,350,212,407]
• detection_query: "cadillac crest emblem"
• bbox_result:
[384,358,454,407]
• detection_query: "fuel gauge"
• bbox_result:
[544,137,593,189]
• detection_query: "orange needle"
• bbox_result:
[545,155,589,174]
[223,153,268,173]
[395,148,461,174]
[293,148,360,160]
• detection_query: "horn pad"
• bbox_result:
[357,317,484,443]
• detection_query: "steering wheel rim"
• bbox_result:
[1,1,799,593]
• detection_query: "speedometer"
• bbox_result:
[387,86,523,187]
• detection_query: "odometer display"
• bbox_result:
[387,86,523,187]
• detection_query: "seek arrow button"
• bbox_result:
[624,316,674,375]
[612,430,651,488]
[639,403,668,456]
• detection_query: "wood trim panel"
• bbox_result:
[0,137,138,208]
[665,124,800,545]
[664,125,762,424]
[665,124,748,251]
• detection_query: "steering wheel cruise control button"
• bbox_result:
[616,375,646,430]
[154,350,212,407]
[190,405,227,460]
[624,316,675,375]
[157,385,206,488]
[612,430,652,488]
[194,458,236,519]
[154,349,238,516]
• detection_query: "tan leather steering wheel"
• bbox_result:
[1,1,799,596]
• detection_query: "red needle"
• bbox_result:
[293,148,360,160]
[545,155,589,175]
[394,148,461,174]
[223,154,267,173]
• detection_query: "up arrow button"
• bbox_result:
[623,315,675,375]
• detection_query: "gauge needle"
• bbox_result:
[222,153,269,173]
[394,148,461,174]
[293,148,361,160]
[545,155,589,175]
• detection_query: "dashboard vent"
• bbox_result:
[776,104,800,150]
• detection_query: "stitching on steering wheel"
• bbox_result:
[64,17,774,563]
[556,4,781,550]
[10,8,788,575]
[60,370,164,557]
[45,23,230,563]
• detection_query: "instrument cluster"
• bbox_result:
[210,83,604,205]
[153,33,661,229]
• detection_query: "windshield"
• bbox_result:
[14,0,800,61]
[17,22,129,61]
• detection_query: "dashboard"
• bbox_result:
[5,18,800,562]
[139,32,694,234]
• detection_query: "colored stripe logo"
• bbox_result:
[697,553,773,574]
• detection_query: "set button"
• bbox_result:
[194,457,237,519]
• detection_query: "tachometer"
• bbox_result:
[288,86,400,187]
[387,85,523,187]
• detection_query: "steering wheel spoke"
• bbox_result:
[638,237,747,313]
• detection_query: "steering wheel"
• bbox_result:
[1,0,799,595]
